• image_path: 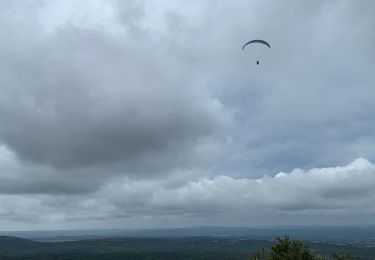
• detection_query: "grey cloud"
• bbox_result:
[0,10,226,170]
[1,158,375,226]
[2,0,374,177]
[63,158,375,217]
[0,0,374,228]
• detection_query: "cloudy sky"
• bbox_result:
[0,0,375,230]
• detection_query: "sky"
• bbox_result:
[0,0,375,230]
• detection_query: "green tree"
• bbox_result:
[250,236,320,260]
[250,236,362,260]
[269,236,318,260]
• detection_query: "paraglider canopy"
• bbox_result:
[242,39,270,65]
[242,39,271,50]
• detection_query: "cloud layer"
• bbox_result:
[1,158,375,228]
[0,0,374,228]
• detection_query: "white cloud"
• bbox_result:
[1,158,375,228]
[38,0,122,33]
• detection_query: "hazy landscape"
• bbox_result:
[1,226,375,259]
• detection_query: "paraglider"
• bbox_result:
[242,39,270,65]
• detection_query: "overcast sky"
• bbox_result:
[0,0,375,230]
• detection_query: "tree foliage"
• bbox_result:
[250,236,358,260]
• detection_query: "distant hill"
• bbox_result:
[0,236,38,248]
[0,234,374,259]
[2,226,375,244]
